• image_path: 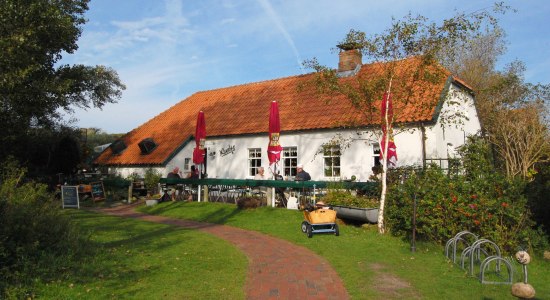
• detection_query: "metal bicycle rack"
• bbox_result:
[445,231,514,285]
[480,256,514,284]
[445,230,478,263]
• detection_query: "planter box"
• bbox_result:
[331,205,378,223]
[145,199,158,206]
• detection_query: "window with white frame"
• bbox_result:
[282,147,297,177]
[248,148,262,176]
[323,145,341,177]
[373,143,381,167]
[184,158,191,171]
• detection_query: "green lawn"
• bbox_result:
[34,210,247,300]
[36,201,549,299]
[139,201,550,300]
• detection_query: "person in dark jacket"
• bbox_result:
[164,167,182,201]
[295,164,311,181]
[187,165,199,179]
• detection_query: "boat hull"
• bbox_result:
[331,205,378,223]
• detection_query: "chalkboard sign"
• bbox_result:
[62,186,79,209]
[90,181,105,201]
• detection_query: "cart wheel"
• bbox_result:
[306,225,313,238]
[334,223,340,236]
[301,221,308,233]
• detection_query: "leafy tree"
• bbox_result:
[80,127,124,168]
[304,5,508,233]
[438,25,550,180]
[0,0,125,171]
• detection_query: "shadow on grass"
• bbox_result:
[62,211,196,296]
[141,201,245,225]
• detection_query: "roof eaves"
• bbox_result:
[93,161,164,168]
[431,76,454,122]
[161,135,195,165]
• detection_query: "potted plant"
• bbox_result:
[322,183,379,223]
[143,168,162,206]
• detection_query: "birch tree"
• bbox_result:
[304,5,509,233]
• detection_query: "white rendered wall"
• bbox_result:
[162,129,426,181]
[425,83,481,160]
[106,84,480,181]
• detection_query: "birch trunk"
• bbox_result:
[378,77,393,234]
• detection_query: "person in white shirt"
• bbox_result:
[254,167,267,180]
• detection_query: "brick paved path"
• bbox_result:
[93,203,350,300]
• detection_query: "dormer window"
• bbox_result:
[110,140,127,155]
[138,138,157,155]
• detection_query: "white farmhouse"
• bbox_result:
[94,50,480,181]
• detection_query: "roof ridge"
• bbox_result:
[191,72,316,95]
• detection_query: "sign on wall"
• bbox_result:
[62,185,79,209]
[220,145,235,157]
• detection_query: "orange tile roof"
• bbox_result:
[95,57,467,166]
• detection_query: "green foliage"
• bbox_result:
[0,0,125,172]
[385,137,548,254]
[125,171,141,182]
[0,160,92,298]
[236,196,261,209]
[526,161,550,235]
[143,168,162,195]
[322,182,379,207]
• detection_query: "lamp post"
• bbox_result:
[411,192,417,253]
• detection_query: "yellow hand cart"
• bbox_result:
[301,208,339,238]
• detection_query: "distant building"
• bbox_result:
[94,51,480,181]
[94,143,111,153]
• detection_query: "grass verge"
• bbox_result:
[31,209,247,300]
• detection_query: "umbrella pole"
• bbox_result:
[198,164,202,202]
[272,163,277,207]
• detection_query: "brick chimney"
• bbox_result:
[338,49,362,73]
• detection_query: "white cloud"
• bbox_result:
[221,18,236,25]
[257,0,304,73]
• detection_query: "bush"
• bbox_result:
[236,196,261,209]
[385,137,549,254]
[0,160,92,298]
[322,182,379,208]
[525,161,550,236]
[144,167,162,195]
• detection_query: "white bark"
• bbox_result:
[378,77,393,234]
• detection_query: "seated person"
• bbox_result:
[295,164,311,181]
[167,167,181,178]
[164,167,182,201]
[253,166,268,193]
[187,165,199,179]
[184,165,199,201]
[254,166,267,180]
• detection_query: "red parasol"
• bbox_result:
[267,101,283,165]
[193,111,206,165]
[380,92,397,166]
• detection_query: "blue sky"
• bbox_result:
[61,0,550,133]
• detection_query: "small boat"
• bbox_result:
[331,205,378,223]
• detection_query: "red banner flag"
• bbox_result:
[193,111,206,164]
[267,101,283,165]
[380,92,397,166]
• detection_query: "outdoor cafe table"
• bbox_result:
[159,178,377,202]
